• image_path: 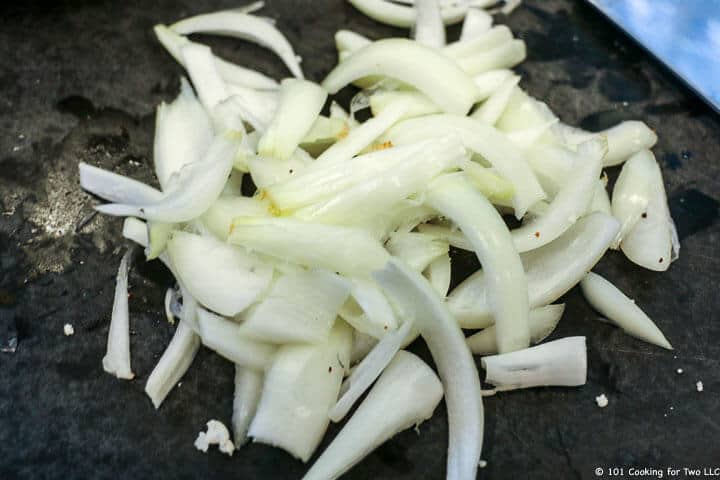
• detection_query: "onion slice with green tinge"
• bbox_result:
[373,258,483,480]
[581,272,672,349]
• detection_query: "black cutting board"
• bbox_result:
[1,1,719,479]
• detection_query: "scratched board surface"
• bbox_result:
[1,1,719,479]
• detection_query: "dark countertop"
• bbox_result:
[1,1,719,479]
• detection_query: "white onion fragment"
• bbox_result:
[304,351,443,480]
[413,0,446,48]
[79,163,162,205]
[482,337,587,392]
[374,258,483,480]
[347,0,478,28]
[102,249,135,380]
[232,366,264,447]
[581,272,672,349]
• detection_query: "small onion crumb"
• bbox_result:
[194,420,235,456]
[676,368,683,374]
[696,381,704,392]
[479,460,488,468]
[595,393,608,408]
[63,324,75,336]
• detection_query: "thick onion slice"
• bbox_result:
[373,258,483,480]
[249,321,352,462]
[482,337,587,391]
[201,196,270,241]
[385,114,545,219]
[426,173,530,353]
[232,366,264,446]
[470,74,520,125]
[511,137,606,252]
[413,0,446,48]
[347,0,482,28]
[339,278,399,338]
[154,77,213,190]
[153,25,278,90]
[102,249,135,380]
[96,132,240,223]
[258,79,327,160]
[145,321,200,409]
[329,320,414,422]
[171,10,304,79]
[425,253,452,297]
[322,39,479,115]
[386,232,449,272]
[181,43,228,112]
[581,272,672,349]
[304,351,443,480]
[448,212,620,328]
[466,304,565,355]
[460,7,493,40]
[196,307,276,370]
[79,163,161,205]
[239,270,351,344]
[228,217,389,277]
[455,39,526,76]
[166,231,273,316]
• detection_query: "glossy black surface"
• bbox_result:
[1,1,719,479]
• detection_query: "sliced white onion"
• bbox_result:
[456,39,526,76]
[413,0,446,48]
[249,321,352,462]
[470,74,520,125]
[102,249,135,380]
[554,121,657,167]
[524,143,576,196]
[171,10,304,79]
[590,178,612,215]
[96,133,240,223]
[258,79,327,161]
[196,307,275,370]
[347,0,479,28]
[339,278,399,338]
[351,330,378,365]
[248,149,312,189]
[122,217,149,248]
[581,272,672,349]
[373,258,483,480]
[385,232,449,272]
[153,25,279,90]
[201,196,270,241]
[418,224,473,251]
[459,160,515,203]
[511,137,606,252]
[425,253,452,297]
[611,149,654,248]
[225,84,279,130]
[496,86,558,135]
[460,8,493,41]
[369,90,440,120]
[619,150,676,271]
[445,25,513,60]
[385,114,545,219]
[329,320,414,422]
[473,69,514,101]
[79,163,162,205]
[482,337,587,391]
[145,321,200,409]
[180,43,228,112]
[323,39,479,115]
[228,217,389,277]
[232,366,264,446]
[447,212,620,328]
[164,288,176,324]
[239,270,351,344]
[466,304,565,355]
[154,77,213,190]
[426,173,530,353]
[505,119,559,150]
[166,231,273,316]
[304,351,443,480]
[335,29,372,53]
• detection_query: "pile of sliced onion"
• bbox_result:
[80,1,679,478]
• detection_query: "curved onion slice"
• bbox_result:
[413,0,446,48]
[590,179,612,215]
[466,304,565,355]
[581,272,672,349]
[482,337,587,391]
[425,253,452,297]
[373,258,483,480]
[232,366,263,446]
[196,307,276,370]
[329,320,414,422]
[445,25,513,60]
[426,173,530,353]
[181,43,228,112]
[79,163,162,205]
[239,270,351,344]
[385,114,545,219]
[417,224,473,251]
[305,351,443,480]
[347,0,479,28]
[153,25,278,90]
[339,278,399,338]
[455,39,526,76]
[145,321,200,409]
[171,10,304,79]
[258,79,327,160]
[335,29,372,53]
[96,133,240,223]
[619,150,677,270]
[460,8,493,40]
[322,39,479,115]
[447,212,620,328]
[470,74,520,125]
[610,149,653,248]
[554,121,657,167]
[201,196,270,241]
[249,322,352,462]
[102,249,135,380]
[154,77,213,190]
[167,231,273,316]
[228,217,389,277]
[473,69,514,101]
[511,137,606,252]
[386,232,449,272]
